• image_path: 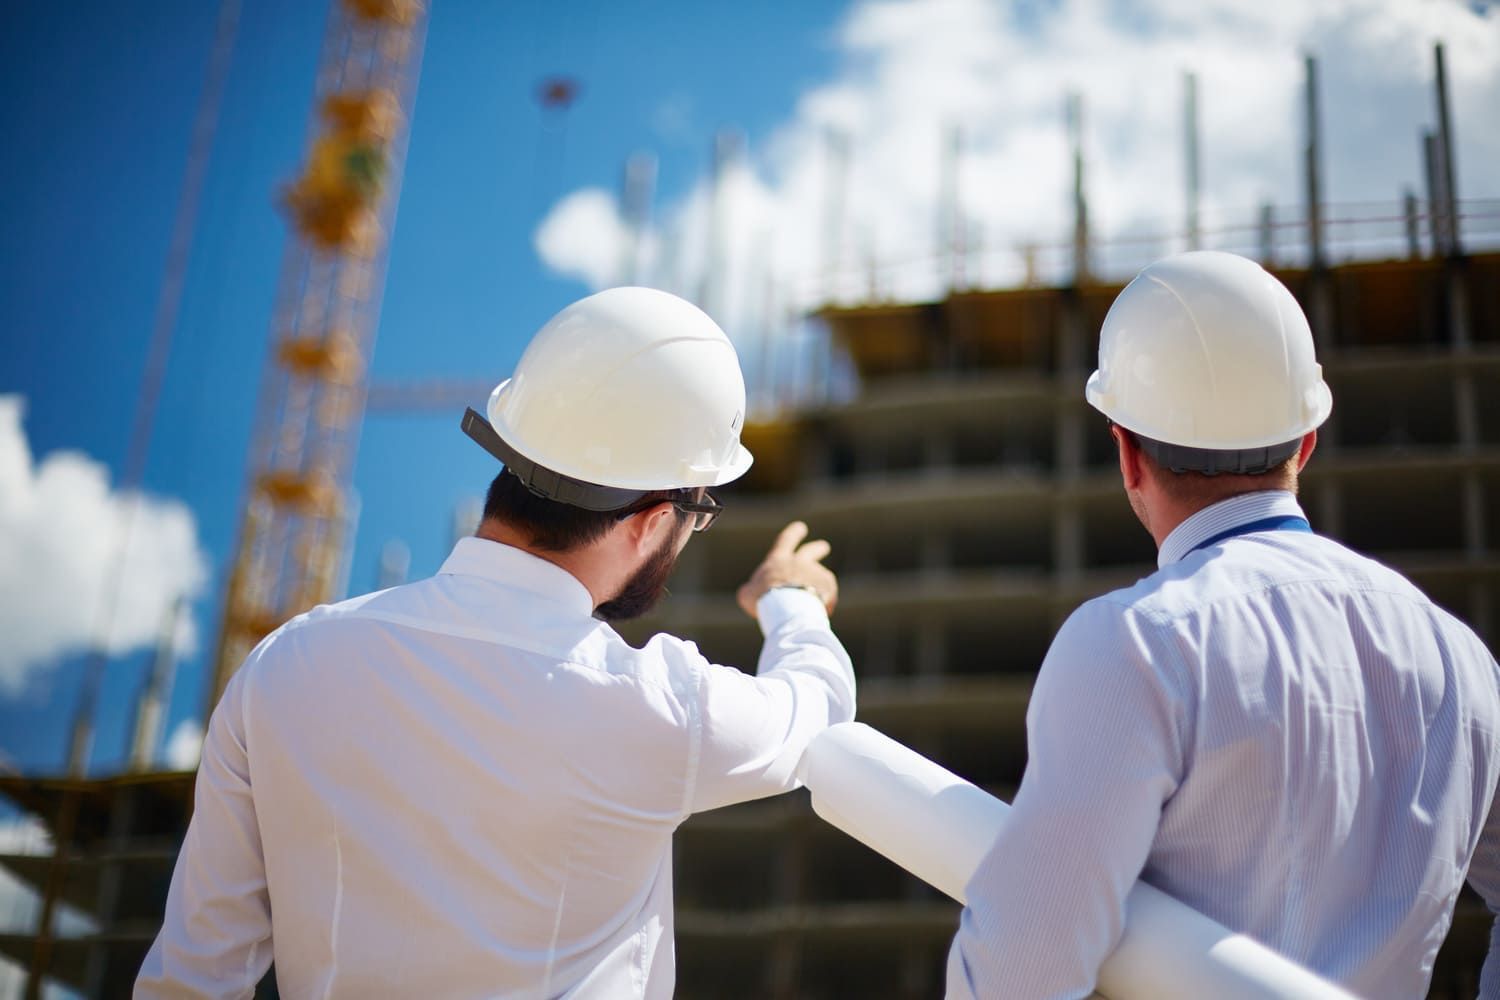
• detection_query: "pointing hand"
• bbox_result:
[737,521,838,620]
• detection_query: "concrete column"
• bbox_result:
[768,929,802,1000]
[1462,473,1487,558]
[921,526,951,579]
[901,942,931,1000]
[1456,373,1480,449]
[916,614,948,676]
[923,427,954,473]
[1053,296,1087,583]
[83,787,138,997]
[1312,356,1342,541]
[1434,43,1462,257]
[1466,474,1493,642]
[854,435,883,478]
[865,622,899,677]
[1404,190,1422,259]
[1457,367,1488,637]
[1446,257,1489,639]
[1307,269,1336,354]
[763,762,809,999]
[1472,582,1495,646]
[1258,204,1275,266]
[1052,494,1084,584]
[800,422,832,485]
[1448,269,1474,350]
[1314,479,1344,541]
[846,534,878,577]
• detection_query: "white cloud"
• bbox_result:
[535,0,1500,325]
[0,396,209,693]
[163,718,204,771]
[534,188,640,290]
[0,812,52,856]
[0,813,100,987]
[0,813,51,997]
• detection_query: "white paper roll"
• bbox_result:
[797,722,1356,1000]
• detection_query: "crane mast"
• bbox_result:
[209,0,427,706]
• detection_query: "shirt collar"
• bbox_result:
[438,537,596,616]
[1157,489,1308,569]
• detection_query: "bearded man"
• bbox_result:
[138,288,854,999]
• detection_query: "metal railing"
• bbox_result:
[801,198,1500,307]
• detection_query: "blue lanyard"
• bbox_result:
[1189,515,1312,555]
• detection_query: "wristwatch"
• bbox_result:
[771,583,821,598]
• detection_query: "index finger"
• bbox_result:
[771,520,809,556]
[796,538,831,562]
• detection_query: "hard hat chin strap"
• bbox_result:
[1133,431,1302,477]
[461,408,651,512]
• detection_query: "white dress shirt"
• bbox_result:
[136,537,854,999]
[947,490,1500,999]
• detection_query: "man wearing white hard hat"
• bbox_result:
[946,251,1500,999]
[138,287,854,998]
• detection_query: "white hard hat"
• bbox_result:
[461,286,753,510]
[1085,251,1332,475]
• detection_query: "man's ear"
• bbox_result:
[1296,429,1318,471]
[619,501,676,556]
[1114,425,1145,492]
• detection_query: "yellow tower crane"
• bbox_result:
[209,0,428,706]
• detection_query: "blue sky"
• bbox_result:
[0,0,847,775]
[2,0,1498,779]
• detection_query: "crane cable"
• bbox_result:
[66,0,242,777]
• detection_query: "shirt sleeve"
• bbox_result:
[135,667,273,999]
[1469,778,1500,999]
[686,587,856,814]
[946,598,1188,1000]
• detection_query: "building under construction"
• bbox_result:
[1,14,1497,999]
[7,241,1494,997]
[641,244,1500,999]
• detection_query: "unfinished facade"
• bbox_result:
[2,251,1497,997]
[651,251,1500,998]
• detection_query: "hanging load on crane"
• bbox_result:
[283,87,402,252]
[344,0,424,24]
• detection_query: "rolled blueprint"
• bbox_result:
[797,722,1356,1000]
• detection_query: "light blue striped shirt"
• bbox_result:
[948,490,1500,999]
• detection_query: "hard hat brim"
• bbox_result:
[710,443,755,487]
[1085,368,1332,452]
[461,408,652,510]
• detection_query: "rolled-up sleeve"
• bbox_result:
[136,669,273,998]
[687,587,856,814]
[946,599,1187,999]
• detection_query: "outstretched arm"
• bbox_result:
[688,521,855,813]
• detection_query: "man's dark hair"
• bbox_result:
[481,470,685,552]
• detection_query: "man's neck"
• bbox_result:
[1149,488,1297,553]
[1139,470,1299,551]
[474,521,610,608]
[1147,499,1201,550]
